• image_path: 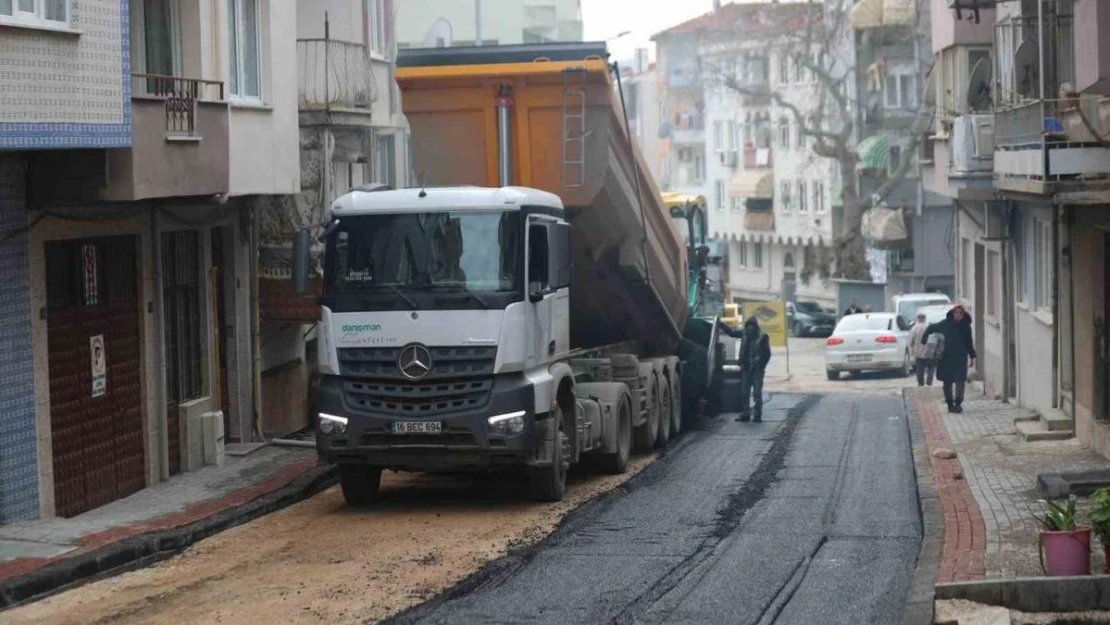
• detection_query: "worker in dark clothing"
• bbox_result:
[844,298,863,316]
[736,316,772,423]
[922,302,976,413]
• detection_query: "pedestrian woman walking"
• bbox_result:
[921,302,976,413]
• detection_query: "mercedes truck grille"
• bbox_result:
[338,346,497,417]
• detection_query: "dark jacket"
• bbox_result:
[844,306,862,316]
[921,309,976,383]
[739,329,772,371]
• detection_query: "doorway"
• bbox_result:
[162,230,202,475]
[45,236,145,517]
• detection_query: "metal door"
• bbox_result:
[46,236,144,518]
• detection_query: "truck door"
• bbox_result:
[527,219,555,365]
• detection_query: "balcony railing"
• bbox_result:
[994,12,1073,109]
[297,39,378,110]
[994,96,1110,186]
[131,74,225,137]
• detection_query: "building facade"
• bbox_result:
[0,0,301,522]
[395,0,582,49]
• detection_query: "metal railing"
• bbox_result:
[994,10,1074,109]
[995,97,1107,147]
[131,74,225,136]
[297,39,378,110]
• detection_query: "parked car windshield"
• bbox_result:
[920,306,952,325]
[897,298,949,323]
[795,301,824,314]
[324,211,521,295]
[836,314,894,332]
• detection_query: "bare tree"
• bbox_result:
[705,0,934,280]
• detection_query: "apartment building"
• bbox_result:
[617,49,664,187]
[0,0,300,522]
[255,0,410,436]
[652,16,708,201]
[395,0,582,49]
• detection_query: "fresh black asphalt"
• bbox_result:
[385,393,921,625]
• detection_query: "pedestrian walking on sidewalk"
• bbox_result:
[922,302,976,413]
[908,312,936,386]
[735,316,771,423]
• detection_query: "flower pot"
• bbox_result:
[1040,527,1091,576]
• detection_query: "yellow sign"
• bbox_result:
[741,300,787,348]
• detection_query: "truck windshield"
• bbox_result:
[324,211,521,295]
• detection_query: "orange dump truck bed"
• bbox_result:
[396,43,688,354]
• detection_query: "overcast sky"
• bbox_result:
[581,0,779,63]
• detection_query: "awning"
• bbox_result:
[661,191,707,210]
[729,171,773,199]
[849,0,914,29]
[856,134,891,170]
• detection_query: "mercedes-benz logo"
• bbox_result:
[398,343,433,380]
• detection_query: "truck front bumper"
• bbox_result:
[314,373,549,472]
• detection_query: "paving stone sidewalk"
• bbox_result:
[908,388,1110,582]
[0,446,327,589]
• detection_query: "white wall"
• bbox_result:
[395,0,582,47]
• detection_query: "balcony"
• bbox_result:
[297,39,378,113]
[743,210,775,232]
[993,97,1110,195]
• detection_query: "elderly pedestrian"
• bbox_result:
[908,312,935,386]
[922,302,976,413]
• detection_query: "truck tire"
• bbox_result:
[597,395,632,474]
[633,376,659,452]
[529,418,569,502]
[668,373,682,436]
[654,373,671,447]
[339,465,382,506]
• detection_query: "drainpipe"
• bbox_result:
[1002,202,1016,401]
[1067,205,1076,417]
[1052,203,1061,409]
[496,85,513,187]
[151,209,168,480]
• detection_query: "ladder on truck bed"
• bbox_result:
[561,66,588,188]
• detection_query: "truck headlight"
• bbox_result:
[488,410,526,436]
[318,412,348,435]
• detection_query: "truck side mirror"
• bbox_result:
[292,229,311,296]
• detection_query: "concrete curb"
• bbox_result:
[935,576,1110,613]
[0,464,338,610]
[900,388,943,625]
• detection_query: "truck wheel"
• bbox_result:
[669,374,682,436]
[529,419,569,502]
[633,385,659,453]
[598,396,632,474]
[339,465,382,506]
[654,374,671,447]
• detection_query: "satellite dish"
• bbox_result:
[966,57,992,112]
[423,18,453,48]
[1014,40,1040,99]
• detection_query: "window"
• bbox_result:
[793,56,803,83]
[528,223,550,291]
[715,180,725,211]
[0,0,67,27]
[163,230,204,404]
[795,123,804,149]
[694,155,706,183]
[141,0,182,78]
[713,121,724,151]
[376,133,396,186]
[986,249,1000,318]
[753,242,763,269]
[368,0,389,56]
[780,181,791,211]
[884,66,916,109]
[737,240,749,267]
[778,119,790,149]
[228,0,261,99]
[797,181,808,212]
[731,196,743,213]
[779,54,789,85]
[726,120,736,151]
[815,182,826,213]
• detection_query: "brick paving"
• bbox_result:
[910,388,1110,581]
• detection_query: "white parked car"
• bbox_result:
[825,312,913,380]
[892,292,951,327]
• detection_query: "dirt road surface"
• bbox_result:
[5,456,654,625]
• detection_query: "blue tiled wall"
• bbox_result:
[0,157,38,523]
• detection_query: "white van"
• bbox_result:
[892,292,951,326]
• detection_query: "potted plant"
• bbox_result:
[1090,488,1110,573]
[1036,496,1091,576]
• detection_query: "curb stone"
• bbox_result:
[900,388,943,625]
[0,464,338,610]
[936,576,1110,613]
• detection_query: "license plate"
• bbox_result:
[847,354,872,363]
[391,421,442,434]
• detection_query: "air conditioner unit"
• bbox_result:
[971,115,994,159]
[718,150,738,167]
